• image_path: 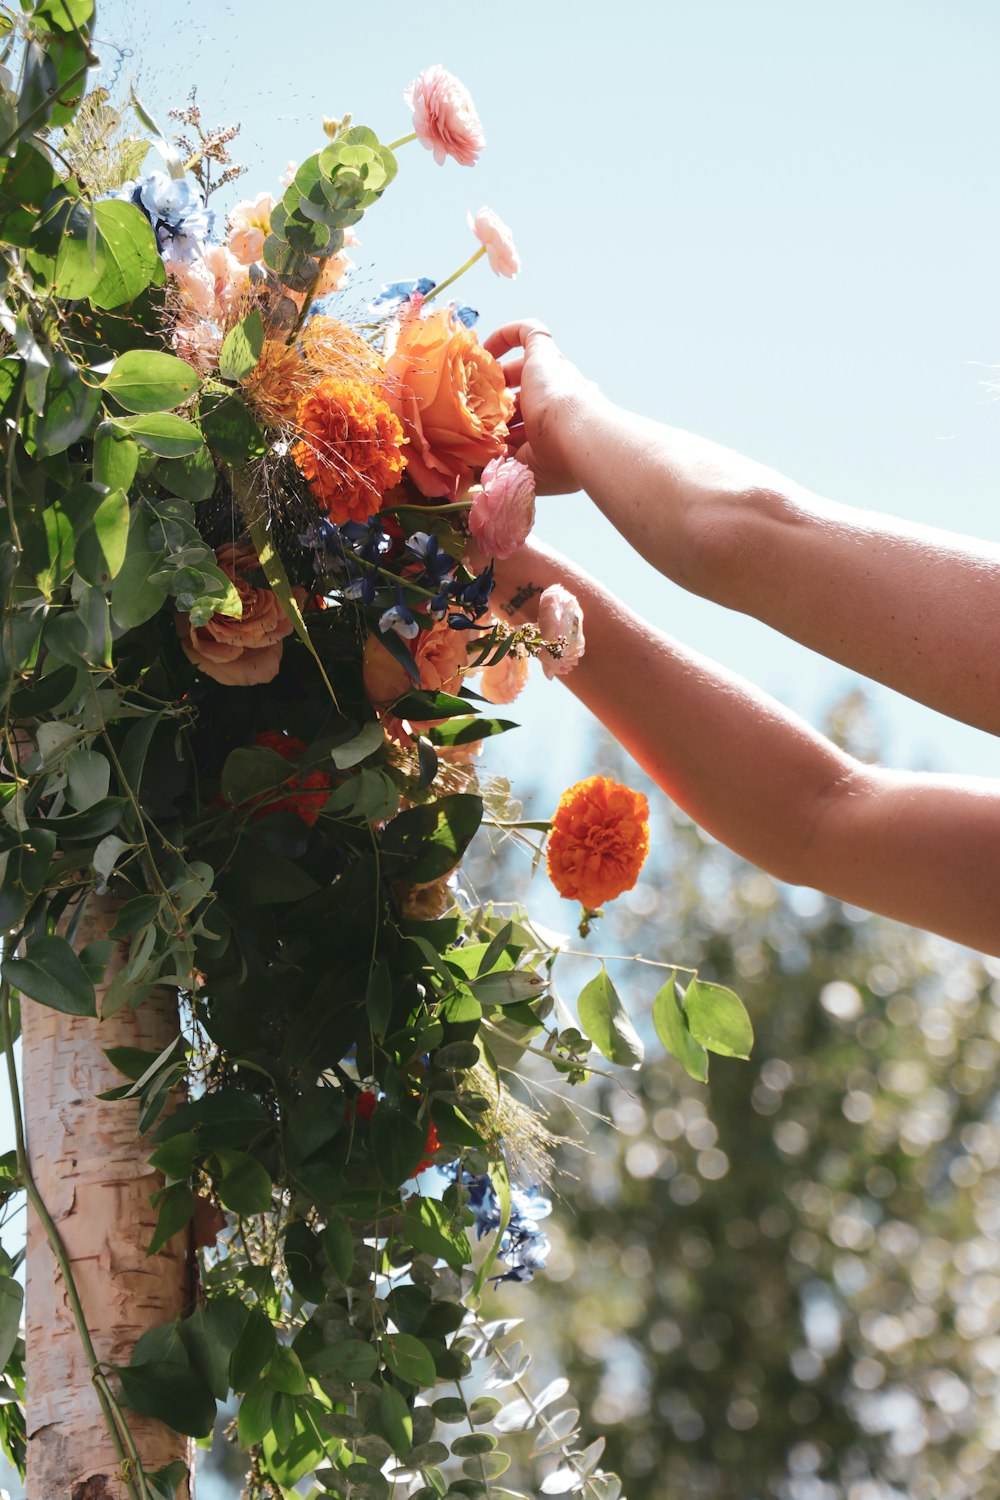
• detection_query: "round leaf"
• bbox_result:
[103,349,200,414]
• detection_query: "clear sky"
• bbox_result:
[3,3,1000,1489]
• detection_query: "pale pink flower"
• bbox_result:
[404,65,485,167]
[538,585,585,680]
[468,457,536,560]
[469,207,520,279]
[280,160,298,188]
[480,648,530,704]
[201,243,251,321]
[227,191,274,265]
[172,321,223,374]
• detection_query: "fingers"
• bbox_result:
[500,356,524,389]
[483,318,553,361]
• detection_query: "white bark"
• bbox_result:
[22,895,195,1499]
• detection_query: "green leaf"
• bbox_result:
[683,977,754,1059]
[382,1333,437,1390]
[223,853,320,906]
[401,1196,471,1272]
[379,1382,413,1456]
[302,1337,378,1383]
[381,794,483,884]
[117,1360,216,1438]
[237,1378,274,1448]
[103,349,200,414]
[218,310,265,383]
[215,1150,272,1216]
[153,445,217,502]
[371,1105,429,1187]
[243,506,339,707]
[0,828,56,929]
[148,1131,198,1180]
[111,524,168,630]
[330,720,385,770]
[2,934,96,1016]
[0,1276,23,1371]
[427,716,517,748]
[65,748,110,811]
[26,349,100,457]
[322,1215,354,1283]
[577,964,645,1068]
[220,746,292,807]
[74,487,130,586]
[200,391,265,465]
[53,201,106,299]
[283,1220,326,1302]
[230,1306,277,1393]
[147,1183,195,1256]
[110,412,204,459]
[652,974,709,1083]
[267,1343,308,1395]
[94,423,139,494]
[146,1461,190,1500]
[181,1297,246,1402]
[90,199,161,310]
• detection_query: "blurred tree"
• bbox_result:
[484,703,1000,1500]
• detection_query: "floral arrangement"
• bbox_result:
[0,7,753,1497]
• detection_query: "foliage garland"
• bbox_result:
[0,6,753,1496]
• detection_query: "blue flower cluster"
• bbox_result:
[108,170,215,262]
[369,277,478,329]
[300,518,495,637]
[463,1170,552,1285]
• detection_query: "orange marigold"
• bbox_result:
[293,374,407,524]
[546,775,650,910]
[250,731,330,827]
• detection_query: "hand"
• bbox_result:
[483,319,596,495]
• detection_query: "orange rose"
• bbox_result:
[546,776,651,911]
[383,306,515,499]
[363,622,472,709]
[176,543,299,687]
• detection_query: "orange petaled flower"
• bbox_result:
[250,731,330,826]
[243,338,311,427]
[546,775,650,911]
[293,375,407,524]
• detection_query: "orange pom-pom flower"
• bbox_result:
[293,374,406,524]
[546,775,650,911]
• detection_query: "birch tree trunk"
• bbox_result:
[21,895,195,1499]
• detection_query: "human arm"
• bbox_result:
[485,320,1000,738]
[497,538,1000,956]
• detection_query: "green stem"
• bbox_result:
[386,131,417,151]
[484,819,552,833]
[380,500,474,516]
[422,245,487,306]
[0,978,150,1500]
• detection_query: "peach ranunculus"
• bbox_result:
[168,245,250,324]
[479,645,530,705]
[468,456,536,560]
[172,320,223,375]
[469,207,521,279]
[404,65,485,167]
[538,584,585,680]
[226,192,274,265]
[383,306,515,499]
[176,543,300,687]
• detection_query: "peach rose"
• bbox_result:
[469,207,520,279]
[363,620,471,708]
[469,456,536,560]
[383,306,515,499]
[479,647,530,704]
[538,584,585,680]
[176,543,299,687]
[404,65,485,167]
[226,191,274,265]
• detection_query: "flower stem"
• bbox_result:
[386,131,417,151]
[0,977,151,1500]
[422,245,487,306]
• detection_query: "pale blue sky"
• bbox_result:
[3,3,1000,1489]
[92,0,1000,786]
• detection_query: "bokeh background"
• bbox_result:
[5,1,1000,1494]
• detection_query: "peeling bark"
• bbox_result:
[22,895,195,1497]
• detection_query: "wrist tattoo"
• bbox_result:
[503,582,542,617]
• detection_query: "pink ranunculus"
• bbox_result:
[479,648,530,705]
[404,65,485,167]
[226,191,274,265]
[469,207,520,279]
[468,457,536,560]
[537,584,585,680]
[201,243,251,322]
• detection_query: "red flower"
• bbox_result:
[250,731,330,827]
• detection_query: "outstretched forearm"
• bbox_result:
[562,393,1000,735]
[499,541,1000,954]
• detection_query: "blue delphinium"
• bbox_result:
[379,587,419,641]
[109,170,215,262]
[463,1170,552,1285]
[369,278,436,314]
